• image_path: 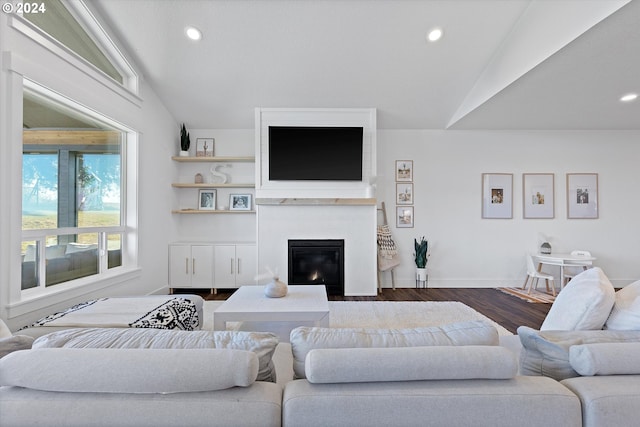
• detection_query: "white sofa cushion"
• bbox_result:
[518,326,640,380]
[290,320,499,379]
[569,342,640,376]
[605,280,640,330]
[33,328,278,382]
[305,345,517,384]
[541,267,615,331]
[0,348,257,393]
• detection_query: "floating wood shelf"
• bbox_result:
[171,156,255,162]
[171,183,255,188]
[172,209,256,214]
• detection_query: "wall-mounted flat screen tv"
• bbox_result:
[268,126,363,181]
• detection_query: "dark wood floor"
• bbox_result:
[185,287,551,334]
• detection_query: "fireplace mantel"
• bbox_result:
[256,198,376,206]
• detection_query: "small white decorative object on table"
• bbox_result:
[255,267,288,298]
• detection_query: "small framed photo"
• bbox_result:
[396,183,413,205]
[230,194,252,211]
[482,173,513,219]
[523,173,554,219]
[567,173,598,219]
[396,206,414,228]
[196,138,214,157]
[395,160,413,182]
[198,189,216,210]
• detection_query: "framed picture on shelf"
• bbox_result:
[396,183,414,205]
[523,173,554,219]
[196,138,214,157]
[230,194,252,211]
[567,173,598,219]
[396,206,414,228]
[198,189,216,210]
[395,160,413,182]
[482,173,513,219]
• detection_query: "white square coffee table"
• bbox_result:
[213,285,330,342]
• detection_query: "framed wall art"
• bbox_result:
[523,173,554,219]
[482,173,513,219]
[396,206,414,228]
[230,194,252,211]
[198,189,216,210]
[396,183,413,205]
[567,173,598,219]
[196,138,214,157]
[395,160,413,182]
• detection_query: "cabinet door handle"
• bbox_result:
[185,258,189,274]
[237,258,241,274]
[192,258,196,275]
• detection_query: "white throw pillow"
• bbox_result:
[605,280,640,330]
[0,348,258,393]
[569,342,640,376]
[34,328,279,382]
[541,267,615,331]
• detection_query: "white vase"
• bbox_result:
[264,279,288,298]
[179,150,189,157]
[416,267,428,288]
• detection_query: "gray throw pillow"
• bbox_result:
[518,326,640,380]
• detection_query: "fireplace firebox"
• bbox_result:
[288,239,344,296]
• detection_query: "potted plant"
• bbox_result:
[179,123,190,156]
[414,236,429,285]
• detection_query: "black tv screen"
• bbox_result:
[268,126,363,181]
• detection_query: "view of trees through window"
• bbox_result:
[22,89,124,290]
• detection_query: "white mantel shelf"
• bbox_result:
[255,198,376,206]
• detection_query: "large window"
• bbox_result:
[21,87,125,291]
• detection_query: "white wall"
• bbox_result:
[376,130,640,288]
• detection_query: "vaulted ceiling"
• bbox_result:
[93,0,640,130]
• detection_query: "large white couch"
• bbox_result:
[3,323,640,427]
[2,268,639,426]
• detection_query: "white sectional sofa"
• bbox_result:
[2,268,639,426]
[2,322,640,426]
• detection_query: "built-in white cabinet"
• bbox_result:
[169,242,256,293]
[169,244,215,292]
[214,244,256,288]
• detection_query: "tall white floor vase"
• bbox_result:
[416,268,428,289]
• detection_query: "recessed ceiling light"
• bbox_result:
[427,28,443,42]
[620,93,638,102]
[185,26,202,41]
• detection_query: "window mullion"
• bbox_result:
[57,149,77,239]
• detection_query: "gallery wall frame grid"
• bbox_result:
[395,160,414,227]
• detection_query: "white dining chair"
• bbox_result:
[523,254,556,296]
[563,250,593,286]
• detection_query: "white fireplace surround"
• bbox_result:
[255,108,378,296]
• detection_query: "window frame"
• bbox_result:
[8,2,140,103]
[17,78,138,301]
